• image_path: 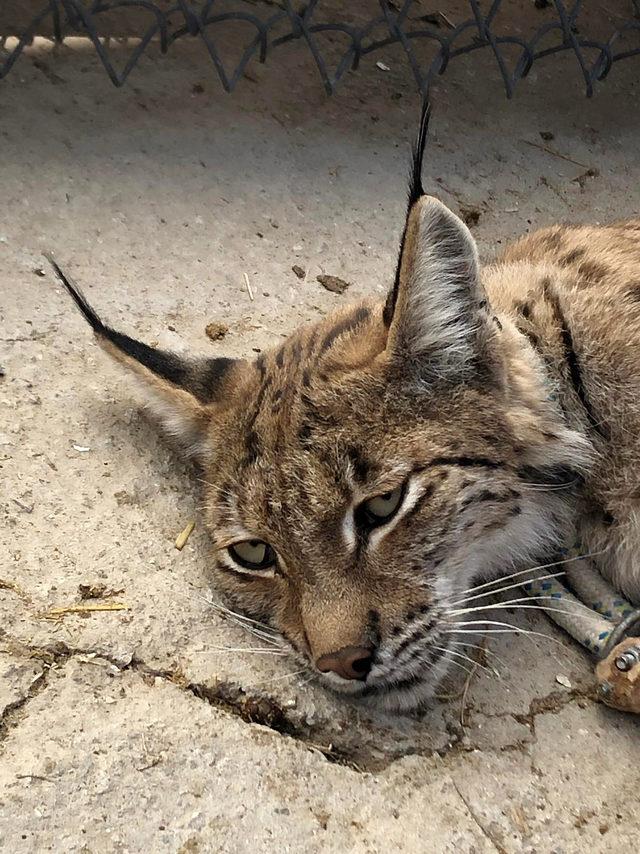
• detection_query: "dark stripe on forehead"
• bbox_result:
[346,446,371,483]
[296,391,339,446]
[424,456,504,470]
[319,306,370,355]
[242,370,273,467]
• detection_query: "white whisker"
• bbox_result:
[452,550,605,604]
[451,596,605,622]
[448,640,507,669]
[199,600,284,646]
[518,480,580,492]
[439,656,473,677]
[251,668,308,687]
[451,569,567,607]
[195,646,288,656]
[432,645,497,677]
[201,596,279,634]
[450,567,567,608]
[445,622,566,648]
[180,588,286,649]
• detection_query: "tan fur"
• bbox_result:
[499,221,640,601]
[60,199,640,712]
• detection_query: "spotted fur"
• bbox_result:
[51,103,640,711]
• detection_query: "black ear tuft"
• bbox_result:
[46,253,240,406]
[384,99,432,326]
[407,99,431,211]
[45,252,106,336]
[47,253,247,457]
[46,253,193,396]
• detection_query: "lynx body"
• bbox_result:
[50,106,640,711]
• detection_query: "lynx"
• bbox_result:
[50,103,640,712]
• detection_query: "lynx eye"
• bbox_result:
[357,485,405,528]
[228,540,276,571]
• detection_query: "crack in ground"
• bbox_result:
[126,656,362,768]
[452,779,508,854]
[464,682,599,749]
[0,638,363,769]
[0,636,601,774]
[511,683,598,736]
[0,668,48,747]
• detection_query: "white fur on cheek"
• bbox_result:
[342,509,356,552]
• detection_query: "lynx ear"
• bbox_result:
[48,257,243,459]
[384,102,494,384]
[385,196,491,381]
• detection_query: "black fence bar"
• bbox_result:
[1,1,639,97]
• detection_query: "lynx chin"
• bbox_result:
[50,102,640,712]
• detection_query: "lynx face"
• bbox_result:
[199,321,581,712]
[50,107,591,711]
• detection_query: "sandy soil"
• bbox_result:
[1,14,640,853]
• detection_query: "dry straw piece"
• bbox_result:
[39,602,130,621]
[175,520,196,551]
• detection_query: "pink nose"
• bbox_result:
[315,645,373,681]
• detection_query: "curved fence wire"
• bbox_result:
[1,1,639,97]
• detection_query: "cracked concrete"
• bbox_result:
[2,10,640,852]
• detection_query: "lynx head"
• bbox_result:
[51,104,590,711]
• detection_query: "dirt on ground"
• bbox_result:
[1,13,640,854]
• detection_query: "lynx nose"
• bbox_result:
[315,645,373,681]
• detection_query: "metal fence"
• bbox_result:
[1,1,639,97]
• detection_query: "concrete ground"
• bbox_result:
[1,15,640,854]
